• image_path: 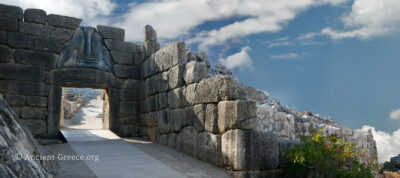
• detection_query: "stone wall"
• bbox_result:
[0,3,378,177]
[0,3,143,138]
[138,27,377,176]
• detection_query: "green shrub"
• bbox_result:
[285,129,377,178]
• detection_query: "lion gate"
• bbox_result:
[0,6,145,137]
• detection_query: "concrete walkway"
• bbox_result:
[45,130,231,178]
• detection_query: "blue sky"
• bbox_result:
[4,0,400,162]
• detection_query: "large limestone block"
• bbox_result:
[168,88,183,109]
[20,119,47,135]
[144,25,157,42]
[176,126,198,157]
[97,25,125,41]
[0,80,48,96]
[183,61,208,84]
[104,39,136,53]
[205,104,219,133]
[218,100,256,133]
[168,133,177,148]
[168,64,185,89]
[193,104,205,132]
[0,45,13,62]
[27,35,65,53]
[111,51,134,65]
[114,65,141,79]
[119,101,139,115]
[158,92,168,109]
[195,75,247,104]
[0,17,18,31]
[18,21,74,40]
[0,63,46,81]
[170,108,191,132]
[182,83,197,106]
[221,130,279,170]
[47,14,81,29]
[197,132,223,166]
[24,8,47,24]
[25,96,47,107]
[7,32,27,48]
[14,49,57,68]
[0,4,23,20]
[158,109,170,134]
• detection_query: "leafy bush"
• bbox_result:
[381,160,400,172]
[285,129,377,178]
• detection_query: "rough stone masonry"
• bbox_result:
[0,3,377,177]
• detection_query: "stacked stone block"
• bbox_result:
[0,4,80,135]
[0,3,144,137]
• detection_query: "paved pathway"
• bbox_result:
[62,97,103,130]
[45,130,231,178]
[49,97,231,178]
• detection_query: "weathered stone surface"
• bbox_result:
[46,68,117,88]
[120,89,140,101]
[145,41,160,55]
[159,134,168,145]
[20,119,47,135]
[25,96,47,107]
[120,115,138,125]
[5,94,24,106]
[168,133,177,148]
[7,32,27,48]
[218,100,256,133]
[221,130,279,170]
[0,63,46,81]
[171,42,187,66]
[0,44,13,62]
[14,49,57,68]
[147,127,160,142]
[176,126,198,157]
[170,108,191,132]
[115,65,141,79]
[182,83,197,106]
[97,25,125,41]
[144,25,157,42]
[168,88,183,109]
[193,104,205,132]
[205,104,219,133]
[18,21,74,40]
[0,17,18,31]
[158,109,170,134]
[20,106,47,119]
[141,96,158,113]
[111,51,134,65]
[184,61,208,84]
[27,35,65,53]
[142,55,159,78]
[122,79,140,89]
[0,4,23,20]
[160,72,169,92]
[0,30,5,44]
[0,80,48,96]
[119,124,138,137]
[24,8,47,24]
[168,64,185,89]
[195,75,248,104]
[47,14,81,29]
[197,132,223,166]
[47,85,61,135]
[0,96,56,176]
[158,92,168,109]
[57,26,114,72]
[119,101,139,115]
[104,39,136,53]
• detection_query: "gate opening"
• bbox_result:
[59,87,109,130]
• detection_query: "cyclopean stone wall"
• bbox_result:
[0,3,377,177]
[0,3,143,138]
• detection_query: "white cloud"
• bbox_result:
[2,0,116,26]
[270,52,307,60]
[322,0,400,40]
[267,36,292,48]
[218,46,252,70]
[390,109,400,120]
[360,125,400,163]
[112,0,349,47]
[297,32,318,40]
